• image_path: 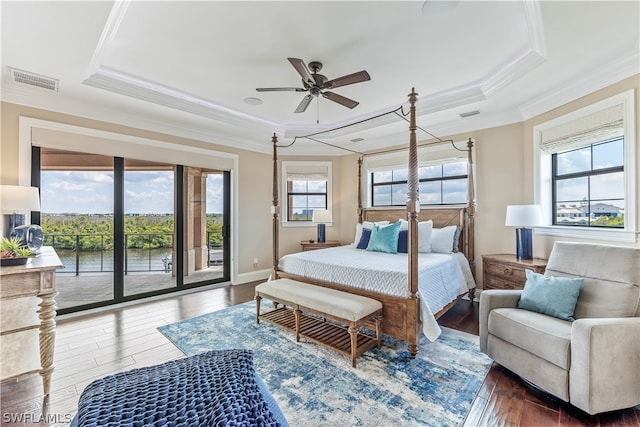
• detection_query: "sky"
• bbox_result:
[41,171,223,214]
[38,138,623,215]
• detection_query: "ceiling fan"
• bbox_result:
[256,58,370,113]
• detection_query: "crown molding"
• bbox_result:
[519,47,640,120]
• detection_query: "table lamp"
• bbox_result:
[505,204,542,260]
[312,209,332,243]
[1,185,41,238]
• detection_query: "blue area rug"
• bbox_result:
[158,301,492,427]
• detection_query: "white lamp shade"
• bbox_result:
[312,209,332,224]
[505,204,542,227]
[1,185,41,213]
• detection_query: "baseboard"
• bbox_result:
[233,269,271,285]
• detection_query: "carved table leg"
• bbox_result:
[37,290,58,395]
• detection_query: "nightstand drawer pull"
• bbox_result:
[503,268,513,275]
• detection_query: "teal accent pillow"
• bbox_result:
[366,221,401,254]
[517,270,584,321]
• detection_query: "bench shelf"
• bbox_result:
[259,306,380,365]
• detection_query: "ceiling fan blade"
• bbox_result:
[256,87,306,92]
[287,57,314,85]
[294,94,313,113]
[323,70,370,89]
[322,91,359,109]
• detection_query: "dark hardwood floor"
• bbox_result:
[438,299,640,427]
[1,282,638,426]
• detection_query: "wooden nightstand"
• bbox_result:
[482,254,547,290]
[300,241,340,251]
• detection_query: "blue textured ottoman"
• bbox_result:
[71,349,288,427]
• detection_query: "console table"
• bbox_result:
[0,246,63,395]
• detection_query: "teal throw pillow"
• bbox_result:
[366,221,401,254]
[517,269,584,321]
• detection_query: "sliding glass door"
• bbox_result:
[183,170,227,285]
[35,148,230,314]
[39,150,115,311]
[123,160,177,297]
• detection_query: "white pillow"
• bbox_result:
[353,220,389,245]
[431,225,458,253]
[418,220,433,253]
[396,218,432,252]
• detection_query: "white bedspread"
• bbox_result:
[278,245,476,341]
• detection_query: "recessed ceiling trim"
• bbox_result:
[87,0,131,75]
[416,85,486,115]
[522,0,546,57]
[83,67,276,129]
[480,0,546,97]
[481,47,545,97]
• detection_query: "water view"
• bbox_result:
[55,248,172,274]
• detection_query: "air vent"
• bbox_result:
[350,138,364,143]
[459,110,480,118]
[9,67,59,92]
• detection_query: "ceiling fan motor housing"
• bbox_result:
[304,73,329,93]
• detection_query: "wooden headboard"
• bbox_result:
[362,206,474,267]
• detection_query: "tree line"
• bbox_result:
[41,214,223,250]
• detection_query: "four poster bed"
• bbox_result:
[269,89,476,357]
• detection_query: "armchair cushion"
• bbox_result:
[489,308,572,369]
[517,270,583,321]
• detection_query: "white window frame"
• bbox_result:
[533,89,636,242]
[281,161,332,228]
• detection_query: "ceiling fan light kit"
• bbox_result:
[256,57,370,114]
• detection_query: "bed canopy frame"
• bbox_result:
[269,88,476,357]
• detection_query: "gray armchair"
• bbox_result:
[479,242,640,415]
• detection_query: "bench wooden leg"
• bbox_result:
[294,307,301,342]
[255,295,262,324]
[374,315,382,348]
[349,323,357,368]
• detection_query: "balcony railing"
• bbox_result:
[44,232,221,275]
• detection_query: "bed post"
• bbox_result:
[271,133,280,279]
[357,157,364,224]
[406,88,421,358]
[466,137,476,299]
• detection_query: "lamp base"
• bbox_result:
[4,214,25,239]
[515,227,533,260]
[317,224,326,243]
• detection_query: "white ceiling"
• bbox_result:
[2,1,638,156]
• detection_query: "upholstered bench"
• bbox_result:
[255,278,383,367]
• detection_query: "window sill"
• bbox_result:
[535,226,637,243]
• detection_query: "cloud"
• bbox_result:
[41,170,226,214]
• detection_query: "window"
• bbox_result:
[282,161,332,224]
[552,138,624,228]
[371,161,468,206]
[534,89,636,241]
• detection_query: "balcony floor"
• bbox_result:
[55,267,224,310]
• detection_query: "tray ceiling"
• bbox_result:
[2,1,638,155]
